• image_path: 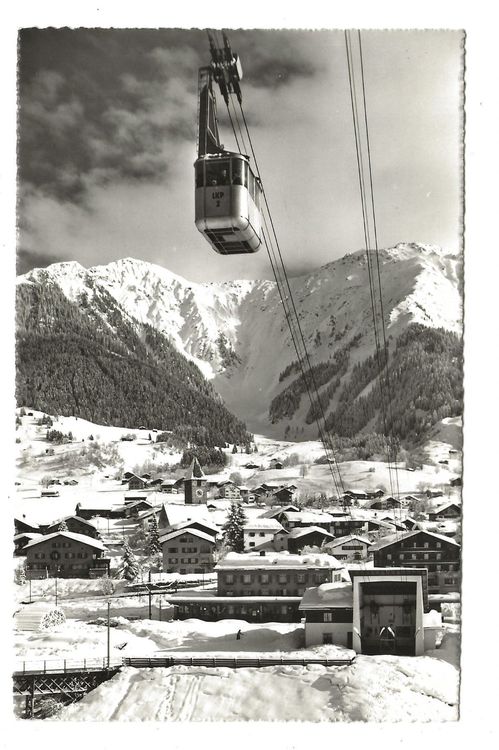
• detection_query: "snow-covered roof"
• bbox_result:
[161,504,210,527]
[46,515,98,529]
[243,519,284,531]
[299,582,354,610]
[431,501,461,514]
[124,491,148,499]
[14,516,40,529]
[159,528,216,545]
[167,518,219,535]
[14,532,43,541]
[324,534,371,548]
[76,497,125,510]
[283,511,334,523]
[24,531,108,551]
[215,552,343,570]
[287,526,335,540]
[369,529,461,552]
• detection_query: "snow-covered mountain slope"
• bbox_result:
[17,243,462,438]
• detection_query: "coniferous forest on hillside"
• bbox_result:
[15,279,251,447]
[270,324,462,446]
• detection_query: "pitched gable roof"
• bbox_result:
[24,531,108,551]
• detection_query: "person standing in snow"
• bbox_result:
[236,629,242,640]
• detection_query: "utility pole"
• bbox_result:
[28,575,32,604]
[159,597,162,622]
[148,569,152,620]
[107,600,111,669]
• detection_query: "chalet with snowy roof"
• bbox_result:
[159,528,216,574]
[217,480,241,500]
[243,461,260,469]
[262,505,300,520]
[272,487,296,505]
[370,496,401,511]
[328,514,367,537]
[24,532,110,578]
[299,568,433,656]
[14,516,40,535]
[370,530,460,594]
[14,532,42,555]
[428,502,461,521]
[364,489,385,499]
[243,518,285,551]
[75,498,127,520]
[323,534,371,562]
[269,458,284,469]
[286,526,335,554]
[344,490,367,500]
[44,516,100,539]
[425,489,444,499]
[403,517,421,531]
[127,474,148,491]
[238,486,256,503]
[160,479,178,494]
[158,503,211,530]
[279,510,334,533]
[184,458,207,504]
[124,498,154,518]
[215,551,344,597]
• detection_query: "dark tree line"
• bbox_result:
[16,279,251,447]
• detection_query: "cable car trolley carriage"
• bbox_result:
[194,32,263,255]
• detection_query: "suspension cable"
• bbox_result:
[236,101,347,499]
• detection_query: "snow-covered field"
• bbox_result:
[13,614,459,723]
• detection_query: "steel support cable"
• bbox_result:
[260,217,342,497]
[229,96,249,156]
[260,217,342,499]
[357,31,402,510]
[237,102,347,498]
[346,32,405,573]
[345,30,396,501]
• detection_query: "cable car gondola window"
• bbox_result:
[206,160,230,186]
[195,162,204,188]
[248,169,255,200]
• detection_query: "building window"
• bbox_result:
[387,554,392,560]
[436,542,441,549]
[243,574,252,584]
[411,554,416,560]
[423,553,429,561]
[323,633,333,644]
[400,553,405,560]
[249,532,255,537]
[249,542,255,547]
[169,547,178,553]
[424,542,429,549]
[444,577,455,585]
[226,574,234,584]
[323,612,333,622]
[261,574,269,584]
[278,574,287,584]
[436,553,441,560]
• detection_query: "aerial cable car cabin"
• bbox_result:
[194,34,263,255]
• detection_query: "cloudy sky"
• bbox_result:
[17,28,464,282]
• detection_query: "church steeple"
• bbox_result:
[184,457,207,504]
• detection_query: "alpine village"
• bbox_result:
[13,28,463,723]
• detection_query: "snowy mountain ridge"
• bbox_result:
[17,243,462,438]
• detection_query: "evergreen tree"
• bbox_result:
[147,515,162,556]
[231,444,238,454]
[222,502,247,552]
[120,541,140,581]
[58,520,68,532]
